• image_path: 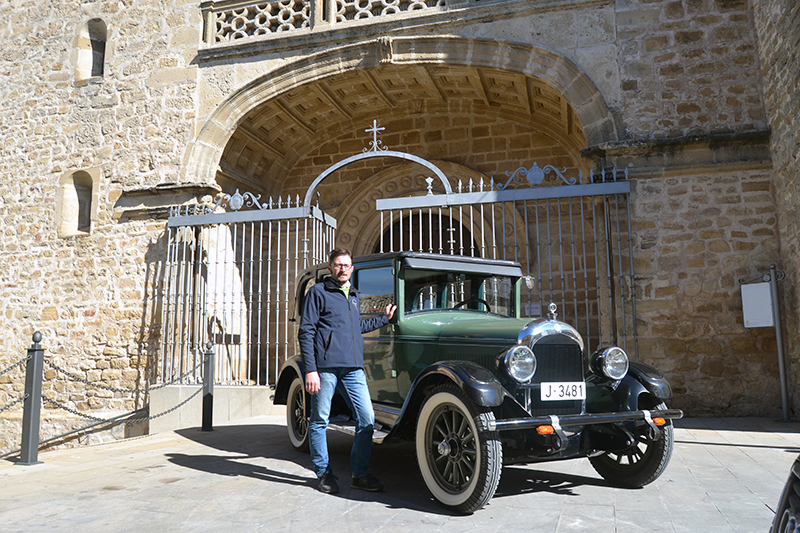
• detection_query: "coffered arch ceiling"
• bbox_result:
[217,63,586,194]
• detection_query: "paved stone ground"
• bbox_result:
[1,416,798,532]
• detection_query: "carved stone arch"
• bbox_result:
[335,160,528,263]
[181,36,620,187]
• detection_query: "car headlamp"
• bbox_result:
[503,345,536,383]
[593,346,629,380]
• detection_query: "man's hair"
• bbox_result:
[328,248,352,264]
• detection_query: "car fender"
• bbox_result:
[385,361,510,442]
[409,361,509,408]
[273,356,304,406]
[611,361,673,410]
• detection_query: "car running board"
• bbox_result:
[327,419,390,444]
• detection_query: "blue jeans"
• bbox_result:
[308,367,374,478]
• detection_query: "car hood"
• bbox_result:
[399,312,530,344]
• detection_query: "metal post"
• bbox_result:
[202,341,215,431]
[19,332,44,465]
[769,264,790,422]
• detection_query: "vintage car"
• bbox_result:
[771,454,800,532]
[273,252,683,513]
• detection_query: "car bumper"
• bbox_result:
[487,408,684,432]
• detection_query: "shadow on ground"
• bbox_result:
[494,466,616,499]
[171,421,619,513]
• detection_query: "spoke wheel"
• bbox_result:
[286,375,309,452]
[589,401,674,488]
[415,384,502,514]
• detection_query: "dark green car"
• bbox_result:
[274,252,683,513]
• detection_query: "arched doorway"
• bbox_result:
[166,36,631,389]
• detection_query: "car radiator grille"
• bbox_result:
[522,342,584,417]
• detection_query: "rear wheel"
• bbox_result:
[415,384,502,514]
[286,375,309,452]
[589,401,674,488]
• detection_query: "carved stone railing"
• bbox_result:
[200,0,447,45]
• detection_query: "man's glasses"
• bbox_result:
[331,263,353,270]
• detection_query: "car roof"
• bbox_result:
[307,251,523,277]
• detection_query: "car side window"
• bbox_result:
[355,266,394,314]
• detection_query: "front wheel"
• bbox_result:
[286,375,309,452]
[415,384,502,514]
[589,402,674,488]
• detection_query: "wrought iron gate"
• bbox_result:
[375,163,637,357]
[160,191,336,386]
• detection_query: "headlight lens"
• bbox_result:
[504,345,536,383]
[594,346,629,380]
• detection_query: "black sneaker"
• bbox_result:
[351,473,383,492]
[318,471,339,494]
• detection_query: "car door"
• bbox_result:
[354,264,401,404]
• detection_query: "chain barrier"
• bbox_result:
[0,355,29,377]
[0,394,27,414]
[41,387,203,424]
[2,333,215,461]
[0,356,30,420]
[43,358,205,394]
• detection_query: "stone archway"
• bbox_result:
[181,36,621,188]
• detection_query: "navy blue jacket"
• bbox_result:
[298,277,389,372]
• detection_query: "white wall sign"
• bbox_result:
[741,282,774,328]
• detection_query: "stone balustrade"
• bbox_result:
[201,0,448,45]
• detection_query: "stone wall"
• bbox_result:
[606,0,780,416]
[0,0,200,453]
[616,0,767,139]
[752,1,800,415]
[630,165,780,415]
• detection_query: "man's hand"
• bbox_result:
[384,304,397,320]
[305,370,320,395]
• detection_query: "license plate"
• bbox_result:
[540,382,586,401]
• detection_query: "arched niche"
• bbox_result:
[56,169,100,237]
[75,18,107,82]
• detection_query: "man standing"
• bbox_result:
[298,248,397,494]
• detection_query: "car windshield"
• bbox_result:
[404,269,516,317]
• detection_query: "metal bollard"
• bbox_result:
[18,332,44,465]
[202,342,215,432]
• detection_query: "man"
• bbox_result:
[298,248,397,494]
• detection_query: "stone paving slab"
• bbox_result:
[1,416,799,532]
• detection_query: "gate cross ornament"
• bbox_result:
[364,119,388,152]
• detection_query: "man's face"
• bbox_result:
[328,254,353,285]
